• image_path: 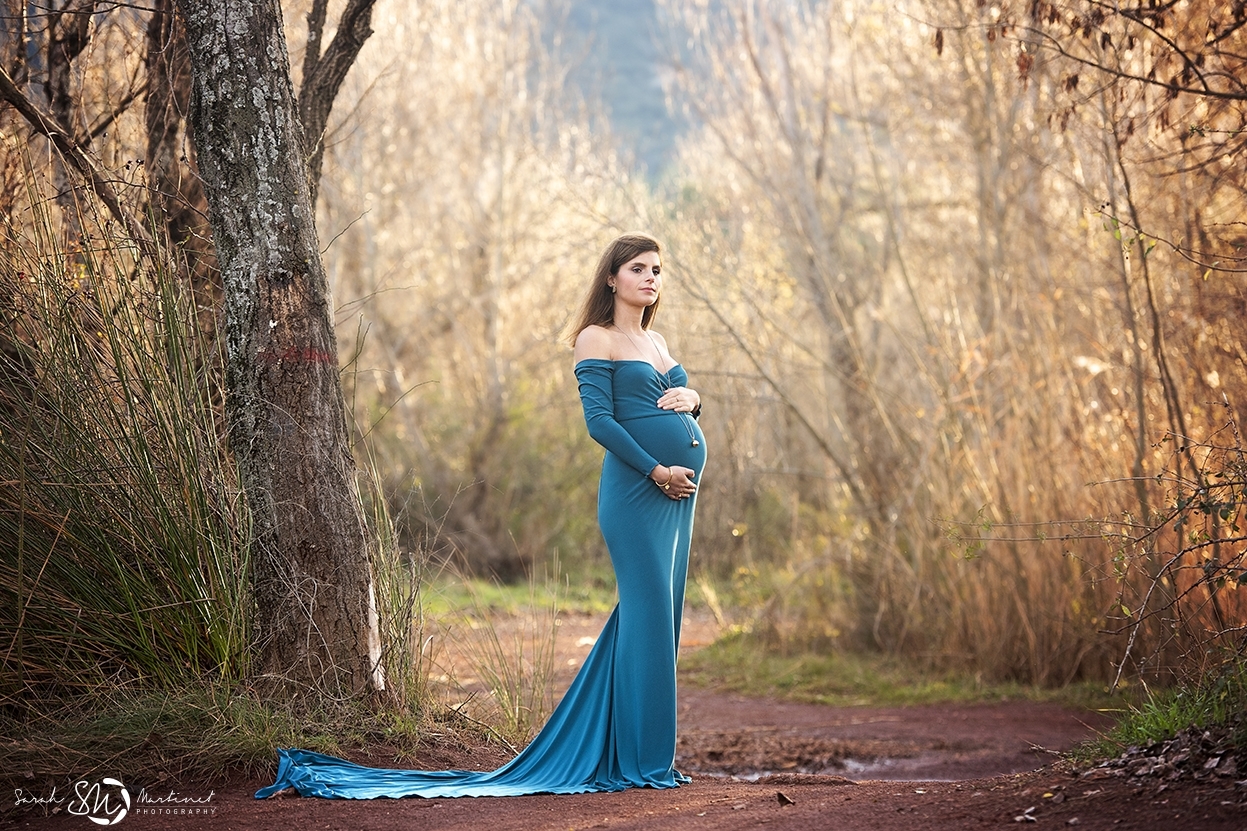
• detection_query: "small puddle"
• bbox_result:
[842,754,960,781]
[685,750,1044,783]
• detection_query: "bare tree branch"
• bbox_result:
[0,62,154,254]
[298,0,376,203]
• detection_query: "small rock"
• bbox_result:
[1216,758,1238,778]
[1051,791,1066,804]
[1204,756,1222,771]
[1067,819,1080,826]
[776,791,794,806]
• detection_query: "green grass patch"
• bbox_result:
[680,632,1121,711]
[421,574,618,618]
[1071,660,1247,762]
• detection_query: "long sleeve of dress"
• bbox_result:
[575,360,660,478]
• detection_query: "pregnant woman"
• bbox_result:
[256,233,706,799]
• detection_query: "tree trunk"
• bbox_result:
[173,0,383,697]
[0,0,27,231]
[145,0,219,334]
[45,0,96,249]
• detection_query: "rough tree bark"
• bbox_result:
[172,0,384,697]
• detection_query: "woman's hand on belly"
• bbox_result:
[656,386,699,413]
[649,464,697,500]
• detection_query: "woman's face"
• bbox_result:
[610,251,662,308]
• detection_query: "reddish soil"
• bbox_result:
[676,690,1109,782]
[7,609,1246,829]
[9,740,1244,831]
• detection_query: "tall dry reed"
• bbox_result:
[0,193,251,699]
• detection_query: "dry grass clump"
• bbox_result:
[1,199,250,699]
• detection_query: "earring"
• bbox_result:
[610,284,616,293]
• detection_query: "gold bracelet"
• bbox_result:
[654,469,673,490]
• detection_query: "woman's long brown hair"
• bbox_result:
[564,233,662,346]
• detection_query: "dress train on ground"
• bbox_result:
[255,359,705,799]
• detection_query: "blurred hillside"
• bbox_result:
[564,0,685,175]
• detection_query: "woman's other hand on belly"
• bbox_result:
[649,464,697,500]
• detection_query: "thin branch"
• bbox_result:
[0,64,155,256]
[1095,207,1247,274]
[1014,24,1246,102]
[88,79,149,141]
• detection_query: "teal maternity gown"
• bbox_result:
[255,358,706,799]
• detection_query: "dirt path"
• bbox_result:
[677,690,1108,782]
[8,610,1245,829]
[10,721,1243,831]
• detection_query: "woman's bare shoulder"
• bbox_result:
[574,325,615,363]
[647,330,681,369]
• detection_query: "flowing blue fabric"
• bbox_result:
[256,358,706,799]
